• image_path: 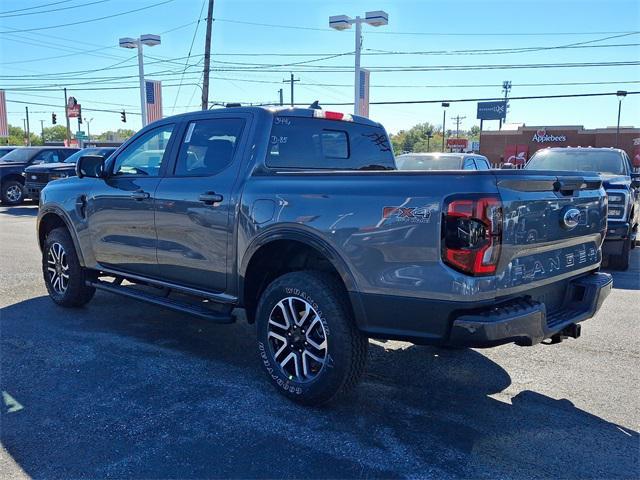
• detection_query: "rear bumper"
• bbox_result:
[449,272,612,347]
[356,272,612,348]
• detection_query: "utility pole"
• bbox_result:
[25,106,31,146]
[283,73,299,107]
[451,115,466,138]
[201,0,214,110]
[40,120,45,144]
[278,88,283,106]
[63,87,71,144]
[499,80,511,129]
[22,119,26,145]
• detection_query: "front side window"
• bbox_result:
[112,124,174,176]
[474,158,490,170]
[174,118,244,176]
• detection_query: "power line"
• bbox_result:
[172,0,207,113]
[0,0,71,15]
[0,0,177,34]
[0,0,112,18]
[213,18,639,37]
[289,90,640,106]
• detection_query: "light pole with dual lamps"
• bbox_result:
[329,11,388,116]
[119,34,161,127]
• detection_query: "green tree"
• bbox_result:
[96,128,136,142]
[2,124,42,146]
[469,125,480,138]
[43,125,68,142]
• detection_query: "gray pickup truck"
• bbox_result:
[37,107,612,405]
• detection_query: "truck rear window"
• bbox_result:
[267,116,395,170]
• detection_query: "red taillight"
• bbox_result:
[442,196,502,276]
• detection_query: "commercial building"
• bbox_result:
[479,125,640,167]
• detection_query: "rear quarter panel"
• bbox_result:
[239,171,502,302]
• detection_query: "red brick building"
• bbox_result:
[479,125,640,167]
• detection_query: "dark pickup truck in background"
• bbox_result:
[526,147,640,270]
[24,147,116,200]
[0,147,79,205]
[37,107,611,405]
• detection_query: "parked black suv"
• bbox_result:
[24,147,116,200]
[526,147,640,270]
[0,147,79,205]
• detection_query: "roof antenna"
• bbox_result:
[308,100,321,110]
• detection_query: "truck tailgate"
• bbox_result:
[494,170,607,296]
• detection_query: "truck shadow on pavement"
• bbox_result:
[1,293,638,479]
[0,204,38,217]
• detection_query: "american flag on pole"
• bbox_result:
[145,80,163,123]
[0,90,8,138]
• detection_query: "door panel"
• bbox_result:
[86,123,175,277]
[87,177,161,277]
[155,116,248,292]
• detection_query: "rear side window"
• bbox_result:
[474,158,490,170]
[175,118,244,176]
[267,116,394,170]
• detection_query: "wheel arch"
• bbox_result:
[1,173,26,186]
[239,228,365,325]
[38,207,86,266]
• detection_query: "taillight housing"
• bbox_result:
[442,196,503,276]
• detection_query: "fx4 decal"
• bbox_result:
[382,206,433,223]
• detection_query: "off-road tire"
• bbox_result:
[1,180,25,205]
[256,271,368,406]
[42,227,96,307]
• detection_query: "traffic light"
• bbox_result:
[52,113,57,124]
[121,110,126,123]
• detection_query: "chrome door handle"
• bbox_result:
[130,190,150,200]
[199,192,223,204]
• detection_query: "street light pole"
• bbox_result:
[616,90,627,148]
[441,102,449,152]
[120,34,161,128]
[136,41,147,127]
[330,11,388,116]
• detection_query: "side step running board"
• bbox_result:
[88,280,234,324]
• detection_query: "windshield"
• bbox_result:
[0,148,37,163]
[526,150,626,175]
[64,148,115,164]
[397,154,463,170]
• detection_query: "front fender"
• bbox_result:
[38,204,86,267]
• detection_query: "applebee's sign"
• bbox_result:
[532,128,567,143]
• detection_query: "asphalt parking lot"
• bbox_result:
[0,204,638,479]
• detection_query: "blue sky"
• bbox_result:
[1,0,639,135]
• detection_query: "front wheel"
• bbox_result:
[256,271,368,406]
[42,227,96,307]
[1,181,25,205]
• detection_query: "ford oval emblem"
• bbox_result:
[562,208,581,230]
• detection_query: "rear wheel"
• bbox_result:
[42,227,96,307]
[256,271,368,406]
[1,181,25,205]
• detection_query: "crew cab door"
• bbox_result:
[154,113,250,292]
[85,123,176,277]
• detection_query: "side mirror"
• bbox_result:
[76,155,105,179]
[501,162,515,169]
[631,172,640,188]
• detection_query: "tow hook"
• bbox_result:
[548,323,582,344]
